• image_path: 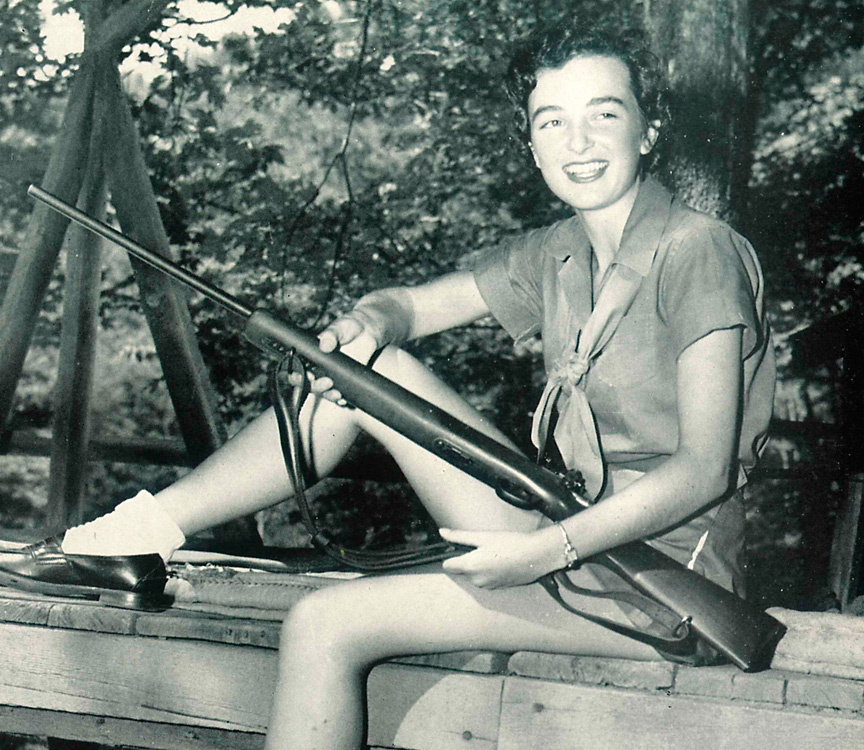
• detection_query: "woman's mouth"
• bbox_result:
[563,161,608,183]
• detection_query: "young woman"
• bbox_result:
[0,21,773,750]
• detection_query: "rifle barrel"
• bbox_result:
[28,185,253,320]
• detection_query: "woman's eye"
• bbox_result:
[596,112,618,120]
[538,118,562,130]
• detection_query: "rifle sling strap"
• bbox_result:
[269,353,464,571]
[541,571,693,651]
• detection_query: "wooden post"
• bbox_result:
[792,308,864,610]
[0,251,17,302]
[99,66,261,546]
[99,66,227,467]
[834,324,864,610]
[829,474,864,612]
[0,61,96,429]
[46,146,108,530]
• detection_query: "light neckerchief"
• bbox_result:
[530,261,647,499]
[529,177,673,500]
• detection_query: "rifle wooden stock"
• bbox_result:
[29,184,786,672]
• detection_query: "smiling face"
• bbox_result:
[528,55,658,220]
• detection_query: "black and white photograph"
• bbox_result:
[0,1,861,748]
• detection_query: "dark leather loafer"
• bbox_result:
[0,537,172,611]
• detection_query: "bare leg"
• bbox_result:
[156,346,541,536]
[153,346,562,749]
[265,565,661,750]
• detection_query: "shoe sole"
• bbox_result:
[0,569,173,612]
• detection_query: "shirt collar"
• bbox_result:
[544,175,674,278]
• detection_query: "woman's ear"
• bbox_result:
[640,120,661,155]
[529,141,540,168]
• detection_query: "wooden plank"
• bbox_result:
[0,593,54,626]
[46,602,140,635]
[0,618,503,749]
[99,63,260,549]
[0,251,17,302]
[0,60,96,428]
[1,431,189,466]
[498,676,864,750]
[0,621,276,731]
[0,705,264,750]
[368,664,502,750]
[100,66,226,468]
[134,613,281,649]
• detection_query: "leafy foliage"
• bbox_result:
[750,46,864,333]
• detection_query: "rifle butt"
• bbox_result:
[597,543,786,672]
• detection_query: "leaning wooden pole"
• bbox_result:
[100,66,227,466]
[46,82,109,530]
[100,65,261,545]
[0,61,97,429]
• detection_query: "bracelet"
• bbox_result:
[555,522,579,568]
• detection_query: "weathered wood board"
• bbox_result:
[368,664,502,750]
[0,620,500,750]
[498,676,864,750]
[0,706,264,750]
[0,621,276,731]
[1,590,864,750]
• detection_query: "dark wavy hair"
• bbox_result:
[505,21,671,169]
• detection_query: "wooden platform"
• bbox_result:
[0,575,863,749]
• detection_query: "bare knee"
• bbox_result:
[280,587,382,669]
[368,344,414,382]
[281,589,344,653]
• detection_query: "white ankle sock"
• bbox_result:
[61,490,186,562]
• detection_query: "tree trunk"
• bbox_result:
[643,0,752,222]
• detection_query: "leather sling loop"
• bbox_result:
[540,571,693,652]
[268,352,466,571]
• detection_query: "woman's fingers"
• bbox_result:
[296,328,381,405]
[318,316,366,352]
[439,528,482,547]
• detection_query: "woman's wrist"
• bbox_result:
[533,524,579,576]
[350,287,415,347]
[554,522,579,568]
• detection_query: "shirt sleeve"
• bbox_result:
[659,223,764,360]
[472,229,545,343]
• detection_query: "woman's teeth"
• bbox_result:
[564,161,607,181]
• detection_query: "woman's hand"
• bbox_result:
[439,527,563,589]
[288,315,380,405]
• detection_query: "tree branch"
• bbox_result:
[89,0,174,55]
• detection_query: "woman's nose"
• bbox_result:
[567,122,593,152]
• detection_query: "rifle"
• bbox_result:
[29,184,785,672]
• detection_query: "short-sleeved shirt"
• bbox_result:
[473,176,775,595]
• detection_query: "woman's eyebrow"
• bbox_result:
[529,104,563,123]
[587,96,627,108]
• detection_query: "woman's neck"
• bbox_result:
[578,179,642,277]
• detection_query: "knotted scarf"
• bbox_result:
[530,261,648,499]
